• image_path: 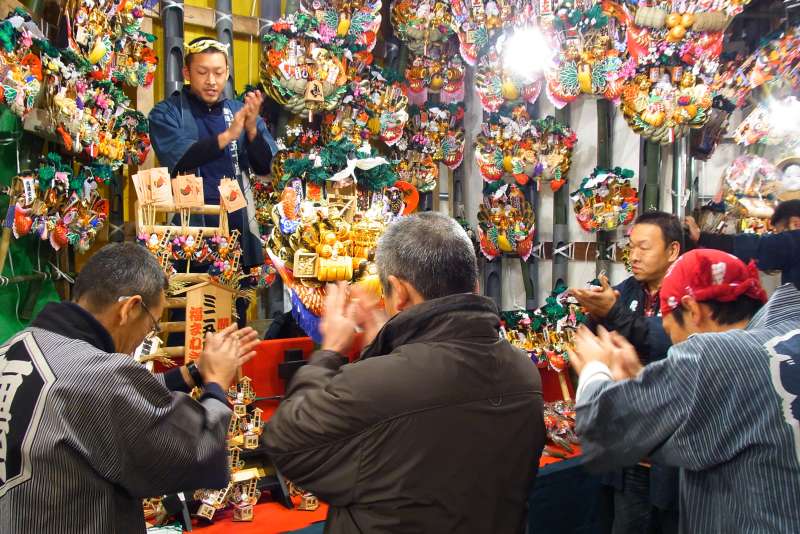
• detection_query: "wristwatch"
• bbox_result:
[186,361,204,388]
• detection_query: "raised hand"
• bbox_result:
[242,90,264,141]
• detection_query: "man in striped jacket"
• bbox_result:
[570,249,800,533]
[0,243,259,533]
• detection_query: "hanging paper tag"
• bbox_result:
[218,178,247,212]
[21,176,36,206]
[305,80,324,102]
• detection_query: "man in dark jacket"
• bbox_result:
[264,212,545,534]
[570,211,682,534]
[685,199,800,289]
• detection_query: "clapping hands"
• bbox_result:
[567,325,643,381]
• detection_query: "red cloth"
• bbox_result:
[187,497,327,534]
[660,249,767,316]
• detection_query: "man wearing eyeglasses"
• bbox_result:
[0,243,260,534]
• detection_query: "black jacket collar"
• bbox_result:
[361,293,501,359]
[31,301,116,353]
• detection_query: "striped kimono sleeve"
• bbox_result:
[56,355,232,498]
[575,335,735,473]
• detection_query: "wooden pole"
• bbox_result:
[596,100,613,280]
[642,141,662,212]
[552,106,571,289]
[216,0,235,98]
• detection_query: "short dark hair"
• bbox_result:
[376,212,478,300]
[670,295,764,327]
[771,199,800,226]
[73,243,168,310]
[185,37,228,67]
[634,211,683,251]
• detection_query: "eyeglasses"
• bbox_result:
[119,296,162,340]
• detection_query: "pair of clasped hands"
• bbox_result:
[218,90,265,149]
[319,282,389,356]
[567,275,643,382]
[187,324,261,390]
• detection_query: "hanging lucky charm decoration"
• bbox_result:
[405,104,466,170]
[499,284,586,372]
[403,40,466,106]
[323,66,409,147]
[605,0,726,143]
[0,10,44,118]
[545,2,625,106]
[475,35,543,113]
[390,0,455,55]
[570,167,639,232]
[619,68,712,144]
[530,115,576,191]
[261,15,350,119]
[449,0,538,66]
[65,0,158,87]
[3,155,111,253]
[475,106,538,185]
[477,183,536,261]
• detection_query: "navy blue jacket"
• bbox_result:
[698,230,800,289]
[593,275,678,511]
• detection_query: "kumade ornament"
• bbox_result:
[545,2,625,106]
[449,0,538,66]
[477,183,536,261]
[390,0,455,55]
[261,16,350,118]
[474,106,538,185]
[570,167,639,232]
[405,104,466,170]
[475,36,544,113]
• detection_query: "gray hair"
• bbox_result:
[72,242,169,309]
[376,212,478,300]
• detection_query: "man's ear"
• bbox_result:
[681,296,703,327]
[118,295,141,326]
[182,65,190,82]
[387,275,409,311]
[667,241,681,263]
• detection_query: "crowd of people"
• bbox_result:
[2,35,800,534]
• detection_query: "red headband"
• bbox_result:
[660,249,768,316]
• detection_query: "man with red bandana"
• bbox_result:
[569,249,800,533]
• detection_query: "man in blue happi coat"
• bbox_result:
[149,36,278,269]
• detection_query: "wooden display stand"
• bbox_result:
[135,200,237,362]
